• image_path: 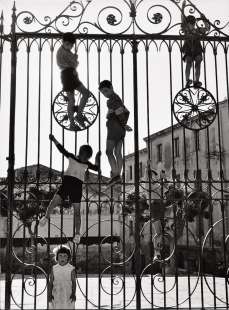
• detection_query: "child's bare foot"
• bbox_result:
[185,79,192,88]
[70,123,81,131]
[193,81,202,88]
[73,234,81,244]
[75,113,87,128]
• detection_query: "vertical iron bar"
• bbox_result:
[131,39,141,310]
[120,39,126,310]
[47,37,54,310]
[5,3,17,309]
[20,37,31,310]
[86,39,89,144]
[213,41,229,307]
[97,39,102,310]
[145,39,154,308]
[0,11,3,110]
[203,43,217,308]
[85,38,89,310]
[168,40,175,308]
[180,38,192,309]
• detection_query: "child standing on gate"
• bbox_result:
[48,246,76,309]
[40,134,101,243]
[56,32,90,130]
[99,80,132,185]
[181,0,209,88]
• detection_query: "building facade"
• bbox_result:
[123,99,229,272]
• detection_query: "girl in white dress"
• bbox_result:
[48,246,76,309]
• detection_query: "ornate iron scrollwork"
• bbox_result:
[13,0,229,37]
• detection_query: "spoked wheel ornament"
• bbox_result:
[52,90,99,131]
[173,87,217,131]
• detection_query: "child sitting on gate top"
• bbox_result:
[181,0,210,88]
[99,80,132,185]
[40,134,101,244]
[56,32,90,130]
[48,246,76,309]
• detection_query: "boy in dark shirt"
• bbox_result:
[99,80,132,185]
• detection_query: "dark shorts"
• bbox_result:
[182,39,203,61]
[57,175,83,203]
[61,68,82,92]
[106,119,125,142]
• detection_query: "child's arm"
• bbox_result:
[115,106,130,127]
[197,15,210,35]
[70,268,76,302]
[49,134,72,158]
[48,268,54,303]
[87,151,101,172]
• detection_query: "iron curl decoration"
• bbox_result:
[202,217,229,305]
[15,1,85,33]
[10,265,48,309]
[13,0,229,37]
[135,4,172,35]
[80,3,133,35]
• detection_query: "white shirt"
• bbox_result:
[65,157,89,181]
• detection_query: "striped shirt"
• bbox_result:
[56,45,79,71]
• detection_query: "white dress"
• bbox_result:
[50,263,75,309]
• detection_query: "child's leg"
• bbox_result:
[40,193,62,226]
[194,55,202,83]
[114,140,123,176]
[106,139,118,177]
[76,83,90,114]
[185,56,192,84]
[45,193,62,218]
[66,91,77,129]
[73,202,81,236]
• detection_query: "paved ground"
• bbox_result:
[0,274,228,309]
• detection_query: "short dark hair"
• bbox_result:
[62,32,75,44]
[99,80,112,90]
[55,246,71,261]
[79,144,93,157]
[186,15,196,25]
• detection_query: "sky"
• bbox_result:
[0,0,229,177]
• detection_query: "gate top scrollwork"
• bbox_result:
[12,0,229,37]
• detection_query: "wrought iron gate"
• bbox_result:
[0,0,229,309]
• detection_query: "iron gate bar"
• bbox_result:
[132,38,141,310]
[5,3,17,310]
[213,39,229,306]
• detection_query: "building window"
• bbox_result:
[174,137,180,157]
[129,165,133,180]
[157,144,162,162]
[139,162,143,178]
